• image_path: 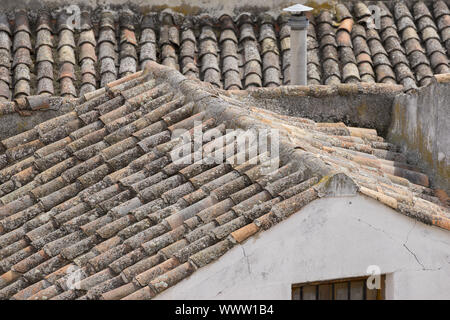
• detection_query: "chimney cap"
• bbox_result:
[283,4,313,14]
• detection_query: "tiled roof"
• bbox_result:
[0,61,448,300]
[0,0,449,102]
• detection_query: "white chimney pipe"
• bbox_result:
[283,4,313,86]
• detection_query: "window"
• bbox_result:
[292,275,386,300]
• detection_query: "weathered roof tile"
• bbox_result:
[0,26,447,302]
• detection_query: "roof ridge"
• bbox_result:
[0,61,448,301]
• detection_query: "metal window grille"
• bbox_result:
[292,275,386,300]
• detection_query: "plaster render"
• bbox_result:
[388,80,450,193]
[0,105,72,140]
[288,23,308,85]
[156,195,450,300]
[230,85,402,137]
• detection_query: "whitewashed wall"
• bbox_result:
[156,195,450,300]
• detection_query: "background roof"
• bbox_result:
[0,0,449,102]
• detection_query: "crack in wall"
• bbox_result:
[402,222,426,269]
[354,217,445,272]
[402,243,426,270]
[353,217,397,242]
[402,221,440,271]
[241,246,253,276]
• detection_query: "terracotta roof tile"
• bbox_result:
[0,3,446,100]
[0,44,448,301]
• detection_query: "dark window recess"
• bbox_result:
[292,275,386,300]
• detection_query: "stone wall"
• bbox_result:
[0,0,303,14]
[388,75,450,194]
[0,108,72,140]
[227,83,403,137]
[0,96,75,140]
[0,0,440,15]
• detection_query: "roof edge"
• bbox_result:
[141,61,450,232]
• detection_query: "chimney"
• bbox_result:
[283,4,313,86]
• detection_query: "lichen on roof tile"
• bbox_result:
[0,2,446,100]
[0,0,448,300]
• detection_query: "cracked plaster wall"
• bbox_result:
[156,195,450,300]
